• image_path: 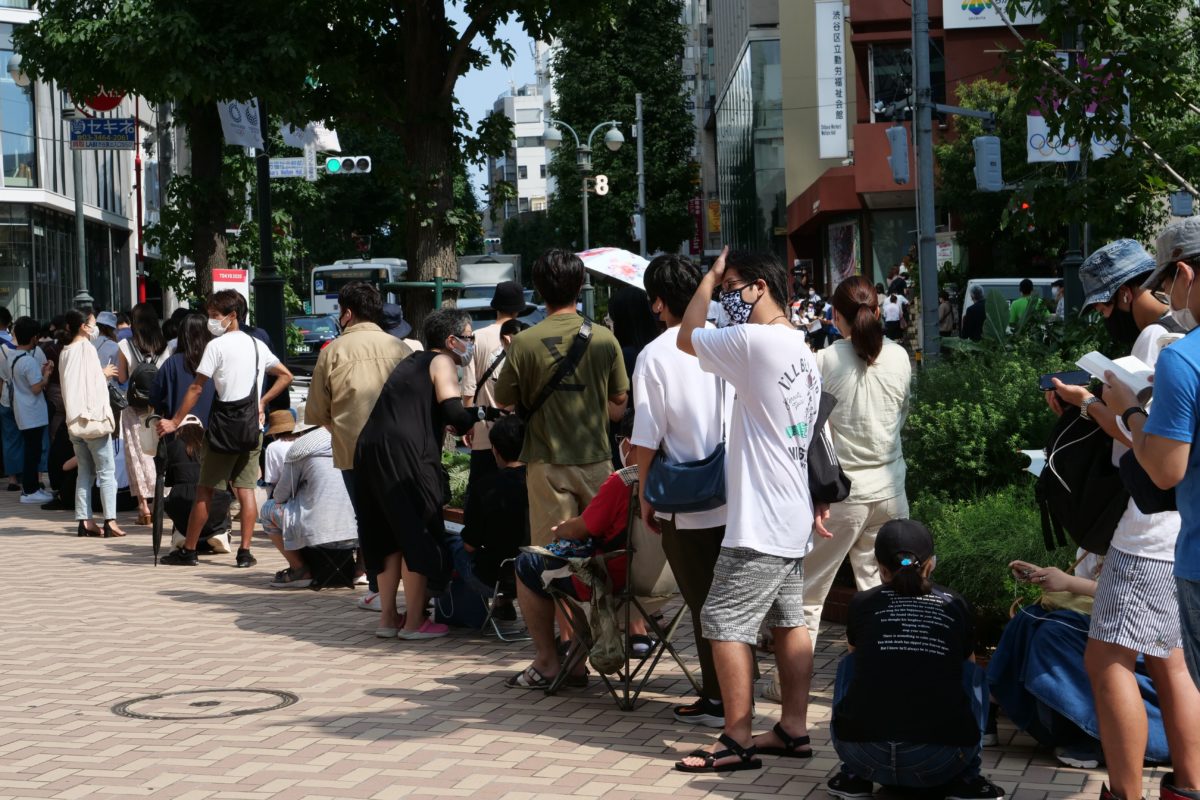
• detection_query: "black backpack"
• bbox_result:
[126,347,159,409]
[1035,412,1129,555]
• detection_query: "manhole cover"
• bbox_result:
[111,688,299,720]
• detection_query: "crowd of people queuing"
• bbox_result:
[6,225,1200,800]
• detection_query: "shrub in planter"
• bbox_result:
[441,450,471,509]
[911,480,1073,646]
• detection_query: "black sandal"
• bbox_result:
[674,733,762,773]
[756,722,813,759]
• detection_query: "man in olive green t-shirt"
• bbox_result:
[1009,278,1046,327]
[495,249,629,545]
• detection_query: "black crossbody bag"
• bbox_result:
[519,320,592,421]
[206,335,262,454]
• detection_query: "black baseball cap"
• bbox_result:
[491,281,526,314]
[875,519,935,570]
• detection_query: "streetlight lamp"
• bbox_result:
[544,116,623,320]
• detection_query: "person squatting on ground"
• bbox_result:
[630,253,732,727]
[674,247,827,773]
[826,520,1004,800]
[157,290,293,568]
[1046,238,1200,800]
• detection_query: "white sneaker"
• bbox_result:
[206,530,232,554]
[354,573,369,586]
[171,531,187,549]
[355,592,405,612]
[20,489,53,504]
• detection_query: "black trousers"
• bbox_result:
[21,425,45,493]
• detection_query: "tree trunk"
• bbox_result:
[180,102,229,299]
[401,0,459,330]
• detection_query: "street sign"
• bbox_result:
[269,157,307,179]
[69,117,136,150]
[594,174,609,196]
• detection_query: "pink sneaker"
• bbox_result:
[396,619,449,640]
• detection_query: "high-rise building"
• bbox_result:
[708,0,784,259]
[486,84,550,238]
[781,0,1034,290]
[0,7,152,319]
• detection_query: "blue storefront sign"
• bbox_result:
[70,117,137,150]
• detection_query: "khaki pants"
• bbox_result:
[526,460,611,546]
[801,492,909,645]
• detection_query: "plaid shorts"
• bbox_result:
[701,546,806,645]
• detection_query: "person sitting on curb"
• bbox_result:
[506,411,648,689]
[259,425,359,589]
[827,519,1004,800]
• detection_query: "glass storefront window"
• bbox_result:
[0,1,33,7]
[715,38,785,258]
[0,23,37,188]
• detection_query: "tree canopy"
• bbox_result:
[546,0,696,253]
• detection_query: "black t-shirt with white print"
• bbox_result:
[834,584,980,746]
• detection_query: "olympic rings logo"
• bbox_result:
[1028,133,1075,157]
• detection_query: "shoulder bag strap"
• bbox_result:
[250,333,261,407]
[522,319,592,421]
[473,350,508,405]
[8,351,28,406]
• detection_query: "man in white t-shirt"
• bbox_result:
[675,247,828,773]
[157,289,293,568]
[632,254,733,728]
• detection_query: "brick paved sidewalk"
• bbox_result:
[0,492,1167,799]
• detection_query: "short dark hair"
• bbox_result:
[13,316,38,345]
[207,289,241,317]
[533,248,585,309]
[616,407,635,439]
[423,308,469,351]
[489,414,525,463]
[0,307,11,328]
[725,250,788,310]
[499,318,528,339]
[64,309,89,340]
[1019,278,1034,295]
[644,254,702,319]
[116,312,131,326]
[338,281,383,324]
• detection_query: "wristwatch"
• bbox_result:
[1121,406,1147,429]
[1080,396,1102,420]
[476,406,488,422]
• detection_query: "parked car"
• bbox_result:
[286,314,339,374]
[455,297,546,328]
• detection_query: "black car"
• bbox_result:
[287,315,339,374]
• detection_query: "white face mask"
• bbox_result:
[1169,268,1199,332]
[87,323,99,341]
[207,316,231,338]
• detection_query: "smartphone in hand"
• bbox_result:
[1038,369,1091,392]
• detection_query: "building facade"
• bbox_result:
[0,4,147,322]
[486,84,550,238]
[708,0,784,259]
[782,0,1033,292]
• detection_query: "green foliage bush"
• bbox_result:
[912,481,1072,641]
[442,450,471,509]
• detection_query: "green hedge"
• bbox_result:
[912,480,1071,641]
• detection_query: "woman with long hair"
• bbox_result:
[800,275,912,649]
[117,302,171,524]
[149,313,215,426]
[58,309,126,538]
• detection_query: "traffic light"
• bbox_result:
[973,135,1004,192]
[885,125,909,185]
[324,156,372,175]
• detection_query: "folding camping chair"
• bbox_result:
[480,558,532,642]
[545,475,701,710]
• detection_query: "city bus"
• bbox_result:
[309,258,408,316]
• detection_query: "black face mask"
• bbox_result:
[1104,304,1141,348]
